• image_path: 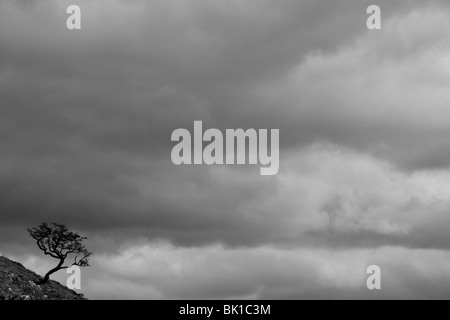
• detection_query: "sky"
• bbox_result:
[1,0,450,299]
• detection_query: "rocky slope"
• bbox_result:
[0,256,86,300]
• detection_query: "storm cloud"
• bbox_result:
[1,0,450,299]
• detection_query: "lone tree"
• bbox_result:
[27,222,92,285]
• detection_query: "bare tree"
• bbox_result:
[27,222,92,285]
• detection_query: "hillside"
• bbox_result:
[0,256,86,300]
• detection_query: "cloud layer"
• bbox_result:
[1,0,450,299]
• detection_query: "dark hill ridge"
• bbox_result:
[0,256,86,300]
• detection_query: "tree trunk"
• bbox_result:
[35,258,65,285]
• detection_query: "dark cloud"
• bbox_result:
[1,0,450,299]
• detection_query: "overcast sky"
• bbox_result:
[1,0,450,299]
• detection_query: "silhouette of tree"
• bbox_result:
[27,222,92,285]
